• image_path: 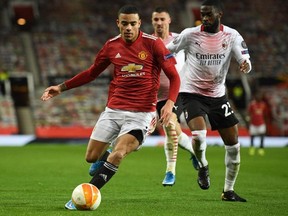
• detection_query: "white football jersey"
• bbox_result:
[167,24,251,97]
[158,32,185,102]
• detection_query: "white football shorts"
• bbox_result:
[249,124,266,135]
[90,107,157,145]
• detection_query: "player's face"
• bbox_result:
[117,13,141,43]
[151,12,171,37]
[200,5,222,33]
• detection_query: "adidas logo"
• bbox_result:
[99,173,108,182]
[115,53,121,58]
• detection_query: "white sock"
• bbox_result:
[164,123,178,174]
[178,132,195,154]
[192,130,208,168]
[224,143,241,192]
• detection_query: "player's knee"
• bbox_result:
[192,130,207,146]
[164,122,178,143]
[107,150,125,165]
[222,127,239,145]
[164,121,176,134]
[85,151,101,163]
[86,155,96,163]
[223,137,238,146]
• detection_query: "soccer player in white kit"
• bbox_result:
[41,5,180,210]
[167,0,251,201]
[151,7,199,187]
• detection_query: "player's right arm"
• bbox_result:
[166,28,189,53]
[40,65,104,102]
[153,38,180,126]
[41,83,66,101]
[41,44,111,101]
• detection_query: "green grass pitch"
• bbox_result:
[0,143,287,216]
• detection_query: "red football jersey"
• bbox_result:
[65,31,179,112]
[248,100,267,126]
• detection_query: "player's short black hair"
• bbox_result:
[202,0,224,12]
[153,6,170,14]
[118,5,140,18]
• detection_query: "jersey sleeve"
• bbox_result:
[154,38,177,67]
[154,39,180,102]
[232,32,251,63]
[166,29,189,54]
[162,65,180,102]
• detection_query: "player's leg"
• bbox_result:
[250,135,255,147]
[189,118,208,168]
[208,95,246,201]
[218,125,246,202]
[187,116,209,189]
[162,113,178,186]
[249,125,256,156]
[65,108,122,210]
[89,130,142,189]
[156,100,179,186]
[258,134,265,156]
[181,93,210,190]
[85,139,110,163]
[65,138,109,210]
[249,135,255,155]
[66,132,142,210]
[89,148,112,176]
[258,124,266,156]
[175,99,199,170]
[176,121,199,170]
[188,116,210,190]
[89,110,155,189]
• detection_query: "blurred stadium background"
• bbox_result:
[0,0,287,146]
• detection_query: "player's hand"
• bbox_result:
[160,100,174,127]
[41,86,61,101]
[240,60,251,73]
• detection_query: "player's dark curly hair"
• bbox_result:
[202,0,224,12]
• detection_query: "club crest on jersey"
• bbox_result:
[138,51,148,60]
[222,39,228,50]
[121,63,143,72]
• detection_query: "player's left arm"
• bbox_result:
[154,39,180,126]
[233,33,252,74]
[160,64,180,126]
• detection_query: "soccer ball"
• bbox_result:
[71,183,101,210]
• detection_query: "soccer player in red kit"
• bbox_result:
[247,91,268,156]
[167,0,251,201]
[88,7,199,182]
[41,5,180,210]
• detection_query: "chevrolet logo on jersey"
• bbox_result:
[121,64,143,72]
